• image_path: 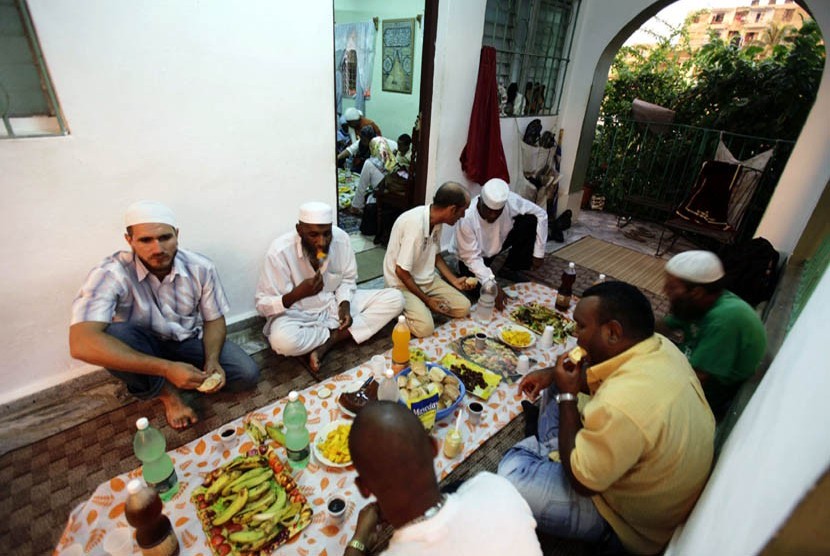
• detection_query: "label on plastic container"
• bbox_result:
[139,530,180,556]
[407,383,439,430]
[287,446,310,463]
[146,469,179,501]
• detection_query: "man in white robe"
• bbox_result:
[256,202,404,374]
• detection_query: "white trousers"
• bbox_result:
[352,163,386,210]
[267,288,404,356]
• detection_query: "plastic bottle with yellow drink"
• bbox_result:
[391,315,410,372]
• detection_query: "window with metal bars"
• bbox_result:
[0,0,66,138]
[481,0,580,117]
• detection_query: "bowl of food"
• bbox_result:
[397,363,465,421]
[499,324,536,349]
[313,420,353,468]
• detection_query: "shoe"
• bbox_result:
[521,400,540,438]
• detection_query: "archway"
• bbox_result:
[567,0,828,256]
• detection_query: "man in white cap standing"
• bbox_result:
[453,178,548,309]
[660,250,767,418]
[69,201,260,430]
[256,201,404,375]
[342,107,381,144]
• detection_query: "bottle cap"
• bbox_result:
[384,369,394,379]
[598,273,606,281]
[288,391,299,402]
[398,315,405,323]
[127,479,143,494]
[135,417,149,430]
[568,262,575,269]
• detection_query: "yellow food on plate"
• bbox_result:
[317,423,352,464]
[502,328,533,348]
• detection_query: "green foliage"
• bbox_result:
[591,19,825,210]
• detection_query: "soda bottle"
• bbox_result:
[593,273,606,286]
[555,262,577,312]
[475,272,498,322]
[125,479,180,556]
[377,368,399,402]
[391,315,411,371]
[133,417,179,502]
[284,391,310,469]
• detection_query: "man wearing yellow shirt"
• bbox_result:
[499,281,715,554]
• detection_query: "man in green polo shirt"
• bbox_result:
[661,250,767,418]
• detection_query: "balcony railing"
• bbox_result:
[585,117,795,244]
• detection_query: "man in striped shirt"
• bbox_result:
[69,201,259,429]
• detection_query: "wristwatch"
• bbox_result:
[555,392,577,404]
[348,538,367,553]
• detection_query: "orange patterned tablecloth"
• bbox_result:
[55,282,575,555]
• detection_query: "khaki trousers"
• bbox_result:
[399,276,471,337]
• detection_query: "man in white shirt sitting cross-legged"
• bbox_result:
[256,201,404,375]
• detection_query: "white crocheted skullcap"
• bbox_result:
[665,250,725,284]
[481,178,510,210]
[124,200,177,228]
[344,107,362,122]
[298,201,333,225]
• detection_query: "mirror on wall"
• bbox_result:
[333,0,425,240]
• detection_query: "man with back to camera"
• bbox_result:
[69,201,259,429]
[345,401,543,556]
[453,177,548,310]
[383,182,475,338]
[498,281,715,554]
[659,250,767,419]
[255,201,404,375]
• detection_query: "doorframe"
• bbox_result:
[413,0,438,206]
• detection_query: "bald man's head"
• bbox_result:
[349,402,437,498]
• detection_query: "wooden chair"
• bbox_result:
[656,160,763,256]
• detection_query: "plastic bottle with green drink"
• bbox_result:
[284,391,310,469]
[133,417,179,502]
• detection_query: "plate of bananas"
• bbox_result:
[191,448,312,555]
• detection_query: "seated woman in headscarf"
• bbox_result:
[350,135,399,214]
[336,125,377,173]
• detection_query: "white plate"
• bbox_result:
[313,420,353,468]
[499,324,537,349]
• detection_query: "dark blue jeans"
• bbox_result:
[104,322,259,399]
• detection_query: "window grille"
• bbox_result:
[482,0,580,117]
[712,13,725,24]
[341,50,358,98]
[0,0,66,138]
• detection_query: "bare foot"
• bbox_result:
[309,329,351,374]
[158,386,198,430]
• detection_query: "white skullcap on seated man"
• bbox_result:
[344,107,363,122]
[481,178,510,210]
[664,250,725,284]
[661,249,766,419]
[298,201,334,225]
[255,199,404,375]
[124,200,177,228]
[453,177,549,307]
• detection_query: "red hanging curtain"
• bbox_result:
[460,46,510,185]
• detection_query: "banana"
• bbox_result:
[231,469,273,493]
[228,529,266,544]
[251,486,287,522]
[226,454,265,472]
[213,487,248,526]
[234,489,278,524]
[245,418,267,444]
[205,473,231,500]
[246,479,272,502]
[266,423,286,446]
[222,467,269,496]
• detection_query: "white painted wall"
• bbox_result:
[0,0,335,403]
[336,0,425,142]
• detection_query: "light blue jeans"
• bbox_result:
[498,387,612,542]
[105,322,260,399]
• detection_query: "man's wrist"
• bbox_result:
[347,537,367,553]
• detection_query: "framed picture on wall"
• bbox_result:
[382,18,415,94]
